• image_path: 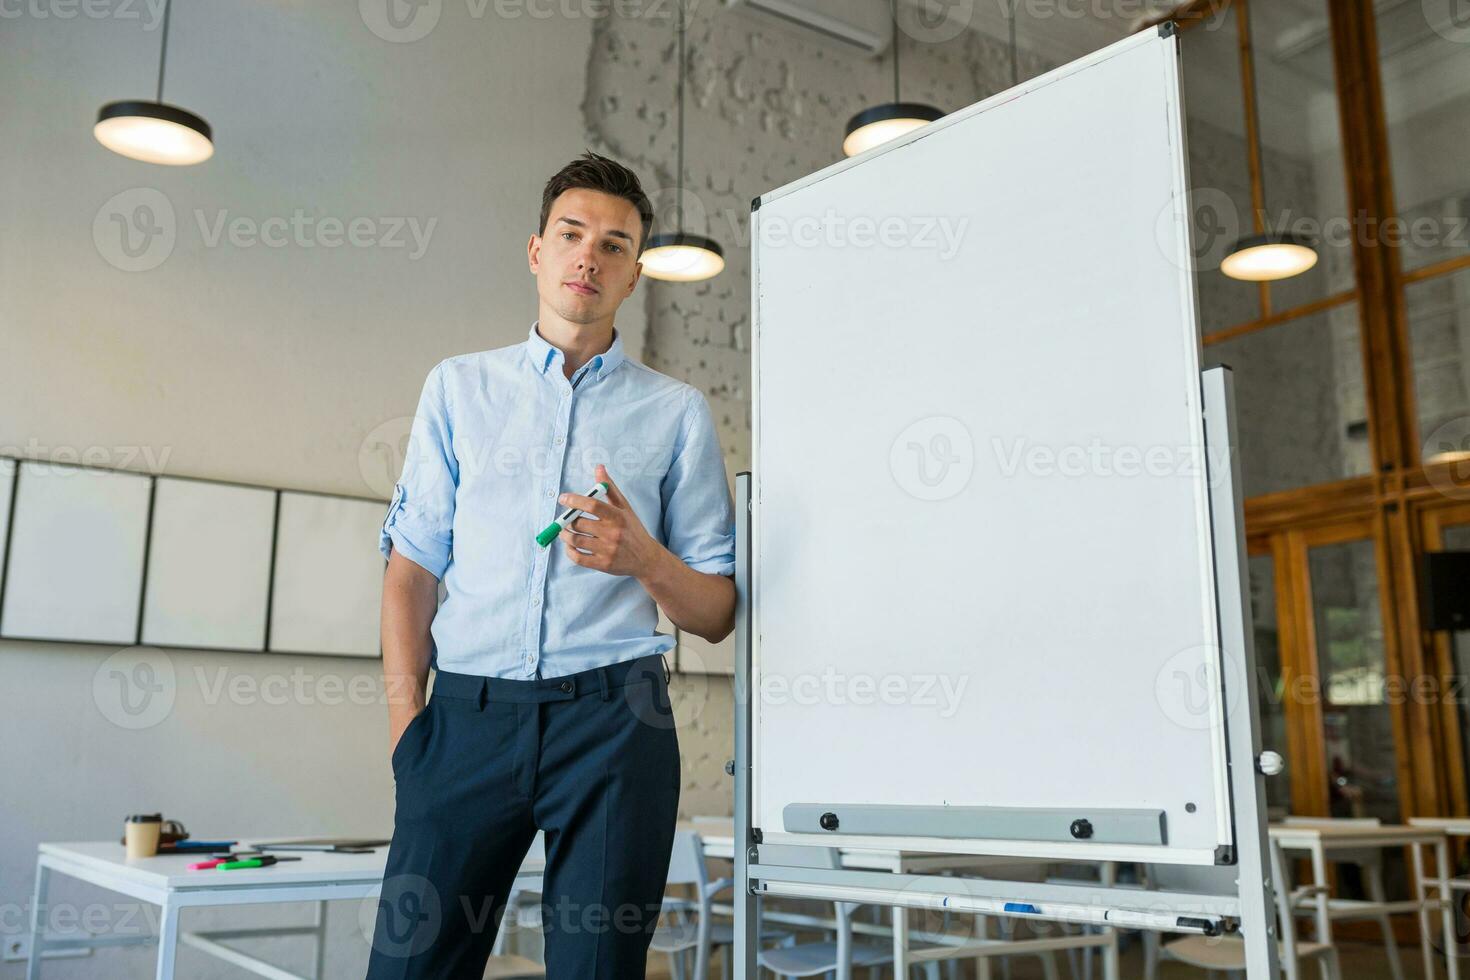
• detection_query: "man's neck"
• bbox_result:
[536,313,615,380]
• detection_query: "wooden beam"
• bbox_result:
[1136,0,1234,34]
[1203,289,1358,347]
[1402,251,1470,288]
[1328,0,1416,473]
[1244,475,1380,535]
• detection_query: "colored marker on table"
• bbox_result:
[187,850,260,870]
[216,855,301,870]
[188,856,236,870]
[536,482,608,547]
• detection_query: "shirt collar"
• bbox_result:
[524,320,625,382]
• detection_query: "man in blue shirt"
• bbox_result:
[367,151,736,979]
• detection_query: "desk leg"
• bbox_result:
[154,901,179,980]
[313,900,328,979]
[1439,839,1461,980]
[893,904,908,978]
[1415,842,1437,980]
[1310,843,1332,952]
[25,860,50,980]
[1270,840,1303,980]
[1101,863,1119,980]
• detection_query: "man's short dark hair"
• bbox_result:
[540,150,655,256]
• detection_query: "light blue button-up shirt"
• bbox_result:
[379,321,735,679]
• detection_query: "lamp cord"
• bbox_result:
[890,0,900,103]
[156,0,172,102]
[674,0,686,234]
[1008,0,1019,88]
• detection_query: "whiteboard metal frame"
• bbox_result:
[736,22,1281,977]
[751,22,1230,866]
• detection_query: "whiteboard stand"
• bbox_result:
[732,367,1282,976]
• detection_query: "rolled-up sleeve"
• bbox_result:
[660,387,735,577]
[380,361,457,579]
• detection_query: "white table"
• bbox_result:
[1269,822,1459,980]
[685,816,1119,978]
[1410,819,1470,964]
[25,837,545,979]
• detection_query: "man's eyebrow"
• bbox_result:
[555,216,634,243]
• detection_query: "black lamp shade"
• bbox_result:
[95,100,213,165]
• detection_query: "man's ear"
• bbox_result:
[527,233,540,274]
[626,260,642,296]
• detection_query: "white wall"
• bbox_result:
[0,3,630,976]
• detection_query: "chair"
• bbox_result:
[1141,856,1341,980]
[754,842,947,980]
[652,830,801,980]
[1279,816,1404,980]
[652,830,725,980]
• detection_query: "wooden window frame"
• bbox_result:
[1150,0,1470,826]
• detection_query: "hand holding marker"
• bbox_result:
[536,481,609,547]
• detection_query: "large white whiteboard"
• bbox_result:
[752,29,1232,864]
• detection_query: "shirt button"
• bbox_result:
[546,489,555,498]
[559,680,573,693]
[531,596,541,606]
[554,436,564,445]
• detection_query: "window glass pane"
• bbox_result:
[1308,535,1406,899]
[1248,553,1292,817]
[1376,1,1470,275]
[1248,0,1355,312]
[1407,263,1470,457]
[1445,523,1470,802]
[1179,11,1262,335]
[1202,305,1370,498]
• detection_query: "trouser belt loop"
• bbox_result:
[476,677,488,711]
[660,653,671,684]
[597,666,612,701]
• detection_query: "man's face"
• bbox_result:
[528,188,643,325]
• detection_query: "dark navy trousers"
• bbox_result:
[366,653,680,979]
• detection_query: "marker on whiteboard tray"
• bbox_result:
[536,482,609,547]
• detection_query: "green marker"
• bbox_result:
[216,855,300,870]
[536,481,609,547]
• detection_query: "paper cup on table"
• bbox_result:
[124,814,162,858]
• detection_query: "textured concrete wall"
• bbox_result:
[580,2,1053,820]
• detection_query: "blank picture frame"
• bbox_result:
[141,477,276,651]
[268,491,385,657]
[0,461,152,644]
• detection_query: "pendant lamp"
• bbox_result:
[642,0,724,282]
[1220,230,1319,282]
[1219,11,1315,281]
[95,0,213,166]
[843,0,945,157]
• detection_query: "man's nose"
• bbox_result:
[575,244,598,272]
